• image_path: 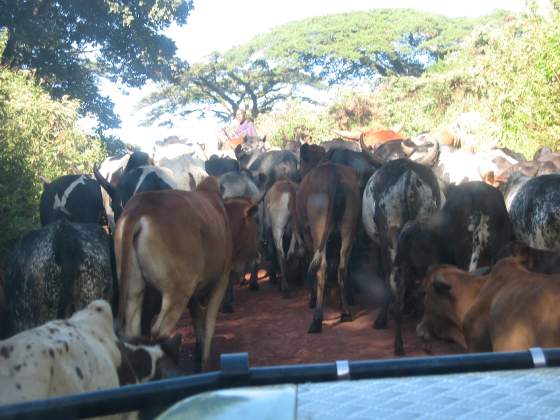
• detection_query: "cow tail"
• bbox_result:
[306,168,344,285]
[116,216,142,331]
[54,219,84,319]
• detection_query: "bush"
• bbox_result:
[255,100,337,147]
[0,67,106,265]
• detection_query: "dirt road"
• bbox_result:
[174,275,463,373]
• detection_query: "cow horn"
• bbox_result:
[401,141,415,156]
[39,175,51,187]
[415,140,440,167]
[333,129,361,141]
[360,133,383,167]
[93,166,116,199]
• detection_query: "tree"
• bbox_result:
[142,8,506,127]
[245,9,508,83]
[141,51,322,125]
[0,0,193,132]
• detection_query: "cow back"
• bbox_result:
[39,175,105,226]
[509,174,560,251]
[5,220,113,336]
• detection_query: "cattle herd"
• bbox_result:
[1,128,560,407]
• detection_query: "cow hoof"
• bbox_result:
[340,313,353,323]
[308,320,323,333]
[249,282,259,291]
[282,290,292,299]
[221,304,234,314]
[308,297,316,308]
[394,344,405,356]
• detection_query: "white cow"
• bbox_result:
[0,300,182,412]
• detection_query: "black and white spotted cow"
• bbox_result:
[3,219,113,337]
[362,158,442,355]
[509,174,560,252]
[39,175,106,227]
[0,300,182,405]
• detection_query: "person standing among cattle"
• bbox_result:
[223,108,258,140]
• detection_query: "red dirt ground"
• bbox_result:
[173,272,464,373]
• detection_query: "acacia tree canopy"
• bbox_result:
[0,0,193,132]
[143,8,506,127]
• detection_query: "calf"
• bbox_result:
[509,174,560,251]
[361,158,442,355]
[264,180,305,297]
[39,175,106,227]
[4,219,113,336]
[418,258,560,352]
[114,177,259,371]
[0,300,181,406]
[296,163,361,333]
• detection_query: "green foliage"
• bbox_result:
[255,101,337,148]
[142,50,322,126]
[243,9,507,82]
[309,10,560,157]
[0,66,107,265]
[143,9,503,128]
[0,0,193,133]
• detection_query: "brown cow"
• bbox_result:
[334,129,406,148]
[417,257,560,352]
[114,177,259,371]
[296,163,361,333]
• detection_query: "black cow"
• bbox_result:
[205,155,240,177]
[361,158,441,355]
[323,148,378,193]
[509,174,560,252]
[123,150,153,173]
[95,165,177,222]
[39,175,106,227]
[3,219,113,337]
[234,136,268,169]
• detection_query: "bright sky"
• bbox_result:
[99,0,532,152]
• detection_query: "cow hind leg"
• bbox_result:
[200,272,230,372]
[308,255,327,333]
[248,261,260,291]
[221,271,238,313]
[337,229,353,323]
[151,292,189,338]
[188,297,205,373]
[392,269,406,356]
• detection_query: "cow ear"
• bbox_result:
[432,277,453,298]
